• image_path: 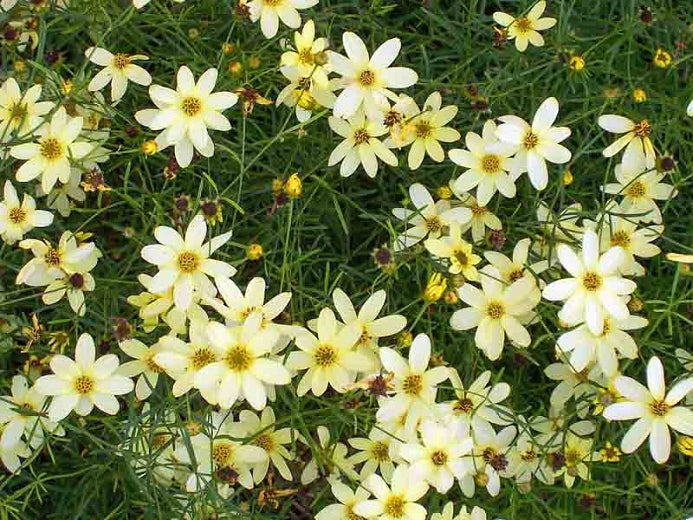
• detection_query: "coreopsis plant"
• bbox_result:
[118,338,168,401]
[0,78,53,142]
[34,333,134,421]
[348,426,398,481]
[553,432,599,488]
[280,20,331,83]
[450,191,503,244]
[85,47,152,102]
[354,464,429,520]
[604,356,693,463]
[495,97,571,191]
[493,1,557,52]
[329,32,418,119]
[135,66,238,167]
[598,114,656,168]
[248,0,318,39]
[0,180,53,244]
[277,67,336,122]
[316,480,372,520]
[424,222,482,279]
[459,424,517,497]
[209,276,292,328]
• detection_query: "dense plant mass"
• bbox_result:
[1,0,693,519]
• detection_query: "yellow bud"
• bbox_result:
[272,178,284,195]
[61,79,73,95]
[228,61,243,75]
[653,48,673,68]
[222,42,235,55]
[13,60,26,73]
[568,55,585,71]
[284,173,302,198]
[423,273,447,303]
[444,290,458,304]
[436,186,452,200]
[398,331,413,347]
[247,243,263,260]
[678,436,693,457]
[632,88,647,103]
[248,56,261,69]
[563,169,574,186]
[142,140,158,156]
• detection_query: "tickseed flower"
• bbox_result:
[194,314,290,410]
[348,426,398,481]
[600,441,621,462]
[376,333,450,432]
[354,464,429,520]
[392,91,461,170]
[451,192,503,244]
[554,432,599,488]
[135,66,238,168]
[392,183,472,251]
[598,114,656,169]
[0,180,53,244]
[277,70,336,122]
[85,47,151,101]
[35,333,134,421]
[0,78,53,142]
[285,172,303,197]
[425,222,482,279]
[247,0,318,39]
[450,265,536,361]
[0,427,30,474]
[596,212,663,275]
[329,32,418,120]
[460,425,516,497]
[449,119,520,206]
[544,361,599,412]
[117,338,168,401]
[495,97,572,191]
[280,20,330,84]
[287,308,368,396]
[140,215,234,311]
[42,269,98,316]
[542,229,637,335]
[492,1,557,52]
[328,109,398,178]
[604,356,693,464]
[316,480,371,520]
[399,418,473,492]
[653,48,673,68]
[10,107,92,194]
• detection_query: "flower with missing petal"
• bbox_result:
[598,114,656,169]
[493,1,557,52]
[329,32,418,120]
[140,215,234,311]
[135,66,238,168]
[34,333,134,421]
[118,338,168,401]
[85,47,152,102]
[0,180,53,244]
[495,97,571,191]
[604,356,693,464]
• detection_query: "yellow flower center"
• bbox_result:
[415,121,432,139]
[254,433,275,452]
[610,230,631,249]
[371,441,390,462]
[486,301,504,320]
[425,216,443,233]
[74,375,94,394]
[224,345,252,371]
[515,17,533,33]
[146,354,164,373]
[358,69,376,87]
[40,138,63,161]
[9,207,27,224]
[520,448,538,462]
[298,48,314,65]
[383,109,403,128]
[650,400,670,417]
[564,448,582,466]
[181,96,202,117]
[430,449,448,466]
[509,269,524,282]
[44,248,62,266]
[626,180,646,198]
[523,131,539,150]
[177,251,200,273]
[481,154,501,173]
[482,446,498,462]
[112,53,131,69]
[192,347,216,369]
[471,204,487,216]
[314,344,337,367]
[8,101,27,123]
[581,272,602,291]
[454,397,474,414]
[633,120,651,138]
[212,442,234,467]
[402,374,423,396]
[358,329,372,346]
[265,0,282,6]
[353,128,370,145]
[385,495,405,518]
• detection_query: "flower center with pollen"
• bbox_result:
[415,121,432,139]
[626,180,646,198]
[633,120,651,138]
[40,138,63,161]
[650,400,670,417]
[523,131,539,150]
[482,154,501,174]
[454,250,469,267]
[9,101,27,123]
[385,495,405,518]
[177,251,199,273]
[431,450,448,466]
[425,216,443,233]
[314,344,337,367]
[298,48,314,65]
[358,69,376,87]
[371,441,390,462]
[455,397,474,414]
[402,374,423,396]
[212,443,234,467]
[181,96,202,117]
[353,128,370,145]
[9,207,27,224]
[564,448,581,467]
[610,230,631,249]
[509,269,524,282]
[225,346,252,371]
[192,347,215,369]
[146,354,164,373]
[253,433,274,452]
[112,53,130,69]
[486,302,504,320]
[581,272,602,291]
[74,375,94,394]
[44,248,62,266]
[515,17,532,33]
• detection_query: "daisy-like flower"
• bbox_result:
[248,0,318,39]
[34,333,134,421]
[280,20,330,83]
[392,183,472,251]
[399,418,473,492]
[300,425,358,485]
[329,32,418,120]
[602,159,677,224]
[449,120,519,206]
[0,180,53,244]
[354,464,429,520]
[376,333,450,432]
[507,427,554,487]
[42,269,98,316]
[604,356,693,464]
[330,288,406,374]
[530,412,595,448]
[194,314,290,410]
[140,215,234,311]
[0,78,53,142]
[42,169,85,218]
[432,503,487,520]
[381,94,419,145]
[595,211,663,276]
[460,424,516,497]
[117,338,168,400]
[328,110,398,178]
[483,237,547,301]
[234,407,296,483]
[598,114,656,168]
[394,91,460,170]
[135,66,238,168]
[276,68,336,122]
[557,315,648,376]
[348,426,398,482]
[287,308,368,396]
[10,107,91,194]
[316,480,371,520]
[493,1,557,52]
[210,276,292,327]
[437,369,512,436]
[0,375,64,450]
[85,47,152,102]
[450,191,502,244]
[450,266,536,361]
[544,360,599,412]
[553,432,599,488]
[425,222,481,280]
[495,97,571,191]
[542,228,637,335]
